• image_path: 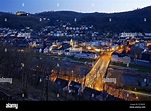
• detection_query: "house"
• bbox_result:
[74,51,98,59]
[50,43,71,55]
[51,49,64,55]
[16,11,29,16]
[111,53,131,64]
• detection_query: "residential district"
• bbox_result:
[0,24,151,101]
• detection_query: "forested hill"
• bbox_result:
[0,6,151,32]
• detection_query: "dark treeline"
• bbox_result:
[0,6,151,32]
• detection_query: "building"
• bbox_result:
[16,11,29,16]
[74,51,98,59]
[111,53,131,64]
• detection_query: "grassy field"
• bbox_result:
[110,62,151,73]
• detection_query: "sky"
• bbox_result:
[0,0,151,14]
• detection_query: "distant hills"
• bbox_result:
[0,6,151,33]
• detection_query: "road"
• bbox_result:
[82,51,113,91]
[125,90,151,97]
[80,45,125,91]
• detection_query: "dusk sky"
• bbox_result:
[0,0,151,14]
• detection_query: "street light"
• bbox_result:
[39,77,43,100]
[45,75,49,101]
[127,93,129,101]
[136,96,139,101]
[71,70,74,80]
[21,63,25,100]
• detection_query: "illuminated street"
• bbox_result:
[83,51,113,91]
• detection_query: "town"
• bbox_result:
[0,2,151,103]
[0,21,151,101]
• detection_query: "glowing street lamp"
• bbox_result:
[71,70,73,75]
[127,93,129,101]
[21,63,25,100]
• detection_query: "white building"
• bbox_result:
[74,52,98,59]
[111,55,131,64]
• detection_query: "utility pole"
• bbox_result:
[45,75,49,101]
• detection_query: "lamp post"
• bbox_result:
[71,70,73,81]
[21,63,24,85]
[39,77,43,100]
[21,63,25,100]
[136,96,139,101]
[45,75,49,101]
[127,93,129,101]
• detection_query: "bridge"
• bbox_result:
[80,51,113,92]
